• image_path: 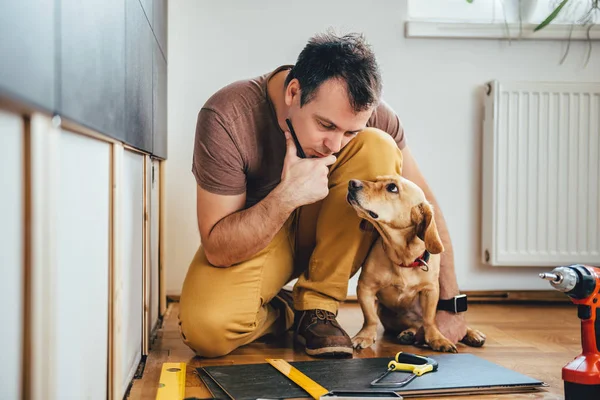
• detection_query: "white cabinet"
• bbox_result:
[3,109,164,399]
[0,111,24,400]
[150,159,160,333]
[119,150,145,397]
[54,130,111,400]
[29,118,113,400]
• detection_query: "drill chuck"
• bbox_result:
[539,264,598,299]
[539,272,560,282]
[539,267,578,293]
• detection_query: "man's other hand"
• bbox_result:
[415,310,467,345]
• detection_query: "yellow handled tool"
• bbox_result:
[370,352,438,388]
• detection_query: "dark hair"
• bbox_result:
[285,31,382,113]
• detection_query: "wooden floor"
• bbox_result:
[128,301,581,400]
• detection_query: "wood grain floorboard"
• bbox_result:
[127,301,580,399]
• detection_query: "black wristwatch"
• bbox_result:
[437,294,468,313]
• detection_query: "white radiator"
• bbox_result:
[481,80,600,267]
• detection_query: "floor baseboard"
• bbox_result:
[346,290,570,303]
[168,290,571,304]
[461,290,571,303]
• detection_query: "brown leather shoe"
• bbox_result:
[295,309,353,357]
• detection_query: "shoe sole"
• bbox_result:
[295,333,353,357]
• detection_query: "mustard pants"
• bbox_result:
[178,128,403,357]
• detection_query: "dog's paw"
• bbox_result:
[396,330,416,345]
[428,336,458,353]
[461,327,486,347]
[351,331,377,349]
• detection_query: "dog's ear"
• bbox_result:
[411,202,444,254]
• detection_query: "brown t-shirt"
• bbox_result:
[192,65,407,208]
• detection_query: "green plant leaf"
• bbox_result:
[534,0,570,31]
[466,0,474,3]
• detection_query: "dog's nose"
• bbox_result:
[348,179,363,191]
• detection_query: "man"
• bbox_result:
[179,31,468,358]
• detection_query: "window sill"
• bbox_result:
[405,21,600,40]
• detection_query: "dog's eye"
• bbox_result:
[386,183,398,193]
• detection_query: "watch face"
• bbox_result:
[438,295,468,313]
[456,295,468,312]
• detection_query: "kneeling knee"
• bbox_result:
[354,127,398,149]
[340,127,402,173]
[179,310,241,358]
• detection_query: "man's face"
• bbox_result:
[285,78,374,158]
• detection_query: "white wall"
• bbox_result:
[166,0,600,294]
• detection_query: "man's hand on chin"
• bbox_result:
[415,311,467,345]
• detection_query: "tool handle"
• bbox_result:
[388,362,433,376]
[394,352,438,369]
[573,266,600,355]
[411,364,434,377]
[580,308,600,355]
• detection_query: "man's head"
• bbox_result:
[283,31,382,158]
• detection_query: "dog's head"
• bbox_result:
[346,175,444,254]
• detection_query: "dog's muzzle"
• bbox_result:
[347,180,362,203]
[346,180,379,219]
[347,179,362,202]
[348,179,363,191]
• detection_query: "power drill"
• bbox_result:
[539,264,600,399]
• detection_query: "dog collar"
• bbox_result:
[398,250,430,269]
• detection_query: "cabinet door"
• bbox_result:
[54,130,111,400]
[120,150,144,397]
[150,160,160,332]
[0,111,24,400]
[153,41,168,159]
[125,0,153,152]
[59,0,125,140]
[0,1,54,111]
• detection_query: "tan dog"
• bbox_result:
[346,175,486,353]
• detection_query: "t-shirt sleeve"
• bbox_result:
[367,99,407,150]
[192,108,247,195]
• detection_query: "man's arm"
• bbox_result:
[373,101,456,293]
[401,145,467,344]
[400,146,460,298]
[197,132,335,267]
[196,185,296,267]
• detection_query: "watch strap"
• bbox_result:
[437,294,468,313]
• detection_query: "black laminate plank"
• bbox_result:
[200,355,545,400]
[152,41,167,158]
[125,0,153,152]
[59,0,125,140]
[139,0,152,23]
[153,0,167,60]
[0,0,55,111]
